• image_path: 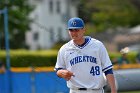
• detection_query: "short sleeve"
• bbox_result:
[99,43,113,72]
[54,46,66,71]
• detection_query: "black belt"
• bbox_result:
[78,88,101,90]
[78,88,88,90]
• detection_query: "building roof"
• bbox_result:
[114,34,140,43]
[130,25,140,34]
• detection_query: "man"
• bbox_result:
[55,17,117,93]
[0,60,5,73]
[136,52,140,64]
[118,47,129,65]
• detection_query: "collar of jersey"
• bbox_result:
[73,36,91,49]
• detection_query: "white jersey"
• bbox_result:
[55,36,113,89]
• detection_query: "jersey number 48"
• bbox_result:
[90,66,100,76]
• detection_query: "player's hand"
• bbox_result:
[57,70,74,81]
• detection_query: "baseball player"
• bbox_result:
[55,17,117,93]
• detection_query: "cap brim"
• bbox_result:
[67,27,84,30]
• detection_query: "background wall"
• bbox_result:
[0,71,69,93]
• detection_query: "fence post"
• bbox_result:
[31,66,36,93]
[4,7,11,93]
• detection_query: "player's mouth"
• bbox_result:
[71,36,78,39]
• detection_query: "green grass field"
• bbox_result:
[106,91,140,93]
[118,91,140,93]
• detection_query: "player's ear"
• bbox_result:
[83,28,86,33]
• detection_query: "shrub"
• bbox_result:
[0,50,137,67]
[0,50,58,67]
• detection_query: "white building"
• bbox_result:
[26,0,78,50]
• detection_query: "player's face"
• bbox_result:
[68,28,85,41]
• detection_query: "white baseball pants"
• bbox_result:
[69,88,104,93]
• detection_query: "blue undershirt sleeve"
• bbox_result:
[54,68,63,72]
[104,68,113,75]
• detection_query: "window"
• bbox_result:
[33,32,39,41]
[58,27,62,41]
[49,0,53,13]
[56,0,61,13]
[49,27,54,42]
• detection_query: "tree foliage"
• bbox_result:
[78,0,140,33]
[0,0,34,49]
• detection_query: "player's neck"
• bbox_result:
[73,37,85,46]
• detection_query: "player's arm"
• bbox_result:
[105,69,117,93]
[55,68,74,81]
[55,46,74,80]
[99,42,117,93]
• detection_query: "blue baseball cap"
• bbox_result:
[67,17,84,29]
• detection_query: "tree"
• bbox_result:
[0,0,34,49]
[78,0,140,33]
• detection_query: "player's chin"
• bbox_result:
[71,36,78,40]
